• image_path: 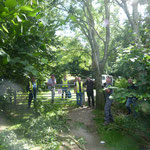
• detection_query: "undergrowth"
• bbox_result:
[0,98,78,150]
[93,108,150,150]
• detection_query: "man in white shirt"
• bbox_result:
[47,74,56,103]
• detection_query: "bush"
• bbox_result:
[114,78,128,88]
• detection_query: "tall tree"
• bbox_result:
[58,0,111,109]
[115,0,143,47]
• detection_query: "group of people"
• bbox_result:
[47,75,95,108]
[27,75,136,126]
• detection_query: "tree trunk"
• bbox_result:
[132,1,141,47]
[95,69,105,109]
[76,0,110,109]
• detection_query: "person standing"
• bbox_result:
[32,77,38,103]
[103,76,114,125]
[75,77,84,107]
[47,74,56,103]
[84,77,95,108]
[27,76,38,108]
[62,75,69,99]
[126,78,137,115]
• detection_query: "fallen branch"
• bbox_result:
[57,134,86,150]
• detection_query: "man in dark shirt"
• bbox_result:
[84,77,95,108]
[126,78,137,115]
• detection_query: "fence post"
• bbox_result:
[14,90,17,105]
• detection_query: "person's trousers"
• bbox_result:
[76,92,83,106]
[51,88,55,103]
[87,92,94,107]
[126,97,136,115]
[62,87,67,99]
[28,90,37,108]
[28,92,33,108]
[33,88,37,107]
[104,97,113,123]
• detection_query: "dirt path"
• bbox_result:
[68,106,107,150]
[0,112,11,131]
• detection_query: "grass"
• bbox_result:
[93,109,148,150]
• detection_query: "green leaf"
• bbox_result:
[20,60,29,65]
[20,6,34,12]
[41,58,48,64]
[24,65,35,72]
[27,11,37,17]
[2,24,9,33]
[11,20,18,25]
[10,57,21,64]
[4,0,17,9]
[0,4,5,13]
[27,8,40,17]
[0,48,7,56]
[21,14,28,20]
[33,52,40,57]
[38,22,44,27]
[3,55,10,64]
[17,0,24,5]
[70,15,77,22]
[24,65,38,76]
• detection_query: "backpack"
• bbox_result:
[67,91,71,98]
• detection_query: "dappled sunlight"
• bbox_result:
[0,0,149,149]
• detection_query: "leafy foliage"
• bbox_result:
[0,0,60,85]
[112,46,150,93]
[0,130,34,150]
[16,103,69,150]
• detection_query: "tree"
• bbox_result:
[114,0,146,47]
[59,0,112,109]
[54,36,92,80]
[0,0,61,85]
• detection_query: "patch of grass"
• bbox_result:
[93,110,142,150]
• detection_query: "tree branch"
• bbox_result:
[115,0,124,8]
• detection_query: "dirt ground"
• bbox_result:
[0,112,11,131]
[67,106,107,150]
